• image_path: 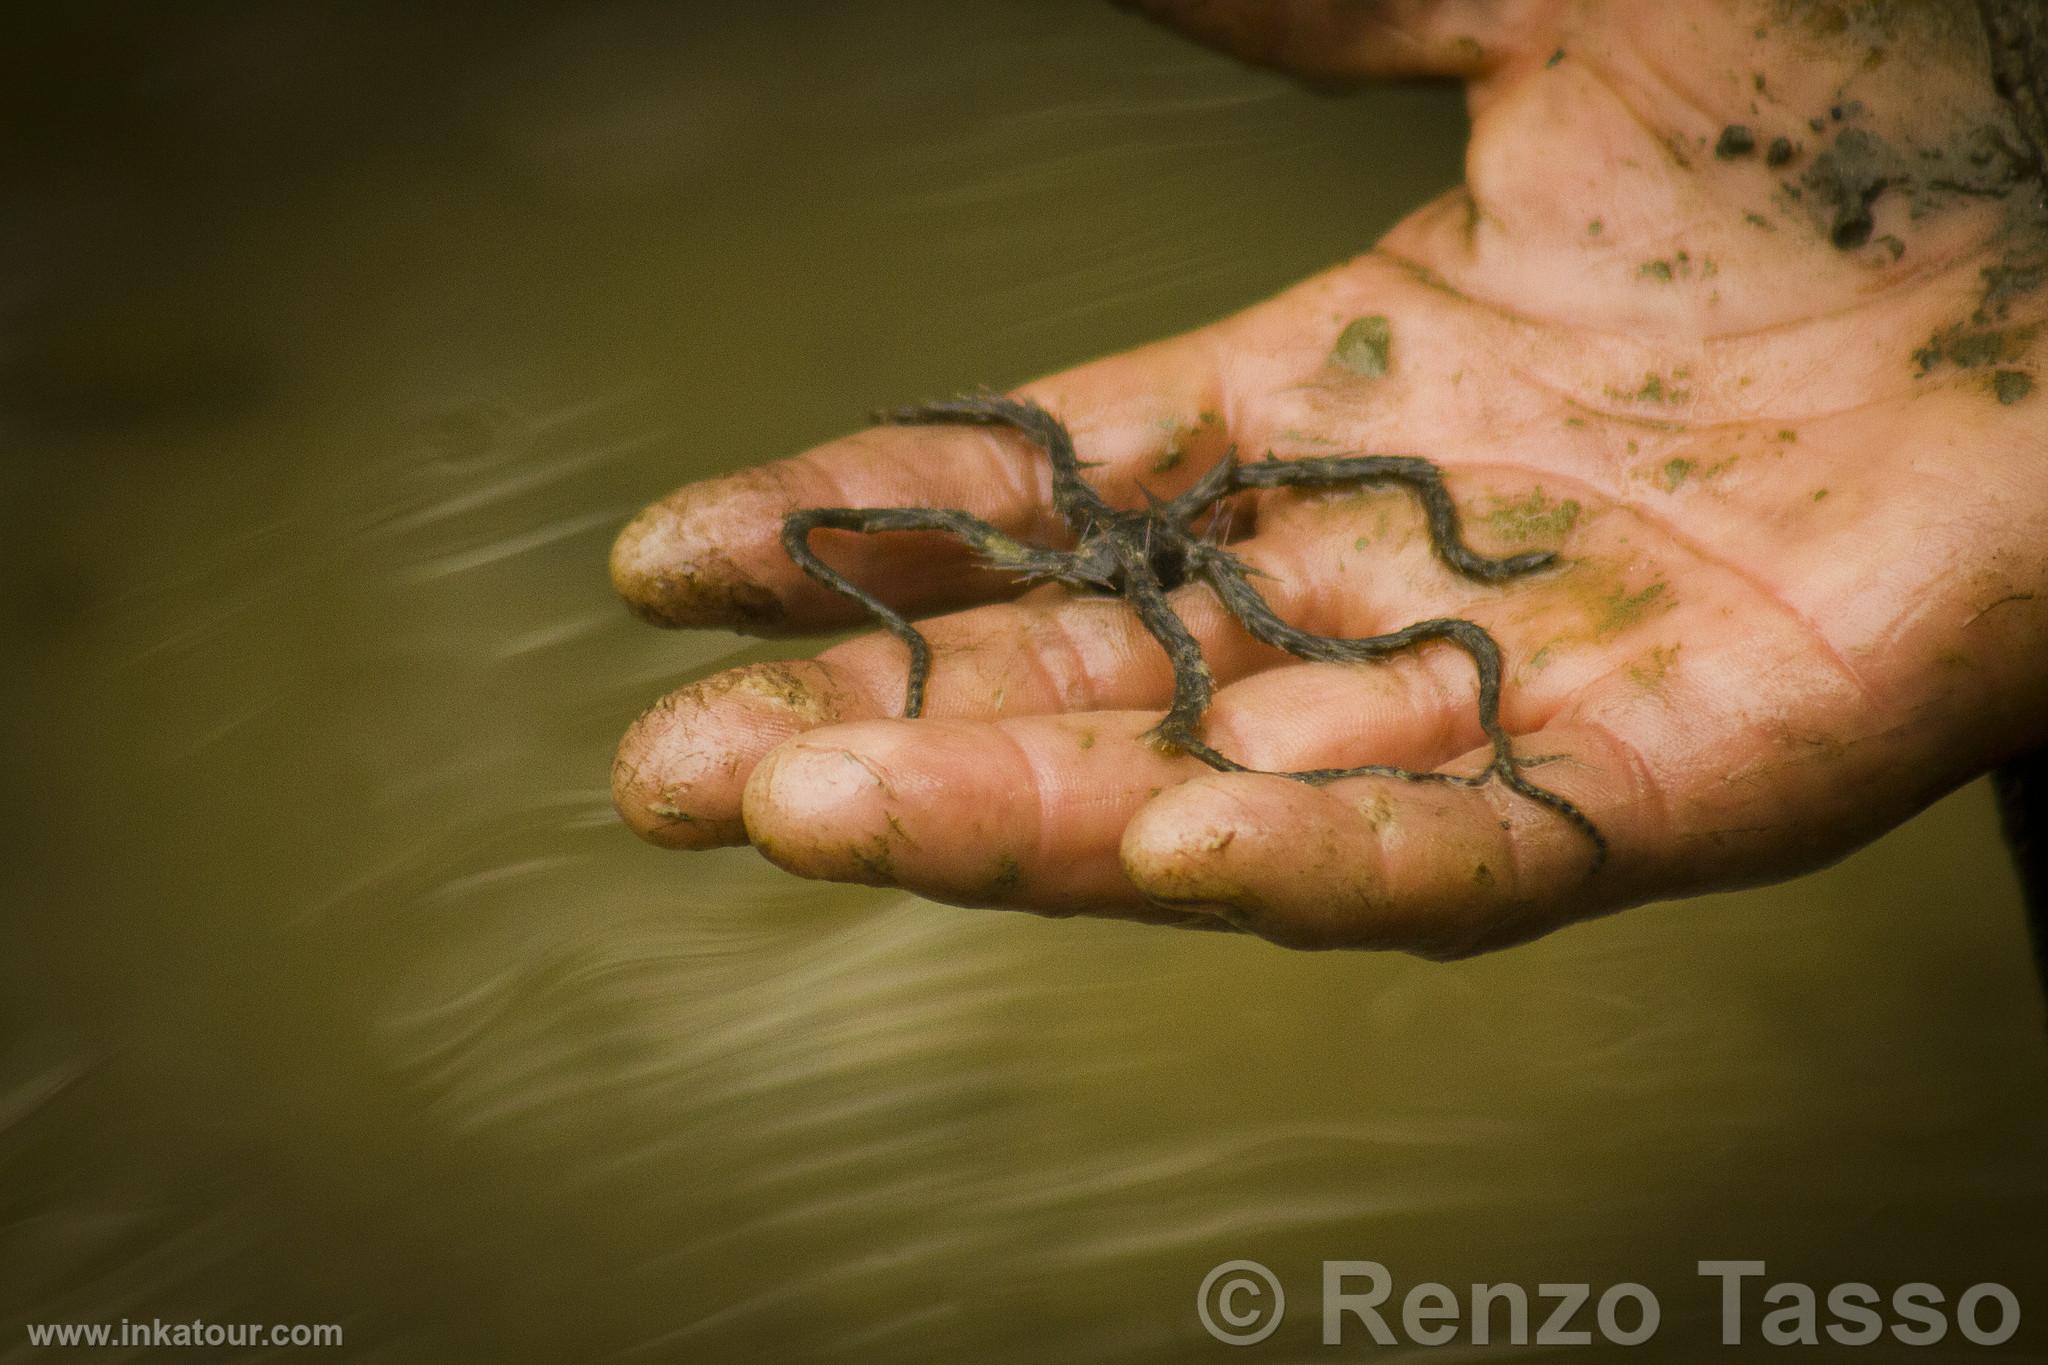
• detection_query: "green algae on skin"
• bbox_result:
[1357,793,1396,830]
[1341,505,1395,551]
[1150,410,1222,473]
[1995,369,2034,403]
[1909,258,2048,381]
[988,854,1023,895]
[1478,489,1581,546]
[1606,370,1694,406]
[1519,643,1556,680]
[1329,315,1394,377]
[1628,643,1681,692]
[848,835,896,882]
[1596,581,1671,639]
[1635,252,1716,284]
[1532,564,1676,648]
[1641,451,1737,491]
[1914,321,2041,374]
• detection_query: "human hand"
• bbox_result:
[608,0,2048,956]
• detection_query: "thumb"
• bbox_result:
[1114,0,1558,86]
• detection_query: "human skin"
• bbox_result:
[607,0,2048,958]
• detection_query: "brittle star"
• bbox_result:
[782,393,1607,870]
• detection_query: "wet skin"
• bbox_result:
[609,0,2048,958]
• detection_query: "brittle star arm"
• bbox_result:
[875,393,1113,537]
[781,506,1072,717]
[1231,455,1555,582]
[1119,557,1249,774]
[1196,549,1608,868]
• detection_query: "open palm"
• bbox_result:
[609,1,2048,955]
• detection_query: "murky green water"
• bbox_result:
[4,4,2044,1360]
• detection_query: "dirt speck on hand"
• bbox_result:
[1328,315,1394,377]
[1716,124,1758,158]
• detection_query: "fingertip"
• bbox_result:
[741,723,915,885]
[1117,775,1256,909]
[1114,0,1523,84]
[1122,772,1549,956]
[609,500,689,626]
[612,660,867,850]
[608,486,789,632]
[613,700,734,849]
[1120,774,1379,948]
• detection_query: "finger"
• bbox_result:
[611,660,877,849]
[740,712,1213,919]
[1194,652,1488,774]
[608,331,1223,632]
[724,598,1750,928]
[733,651,1491,916]
[1118,615,1928,957]
[610,579,1286,850]
[1118,721,1648,959]
[1115,0,1556,85]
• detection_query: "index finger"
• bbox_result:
[607,331,1222,633]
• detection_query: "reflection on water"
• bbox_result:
[3,3,2044,1360]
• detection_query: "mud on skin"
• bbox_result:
[1760,10,2048,398]
[613,660,866,848]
